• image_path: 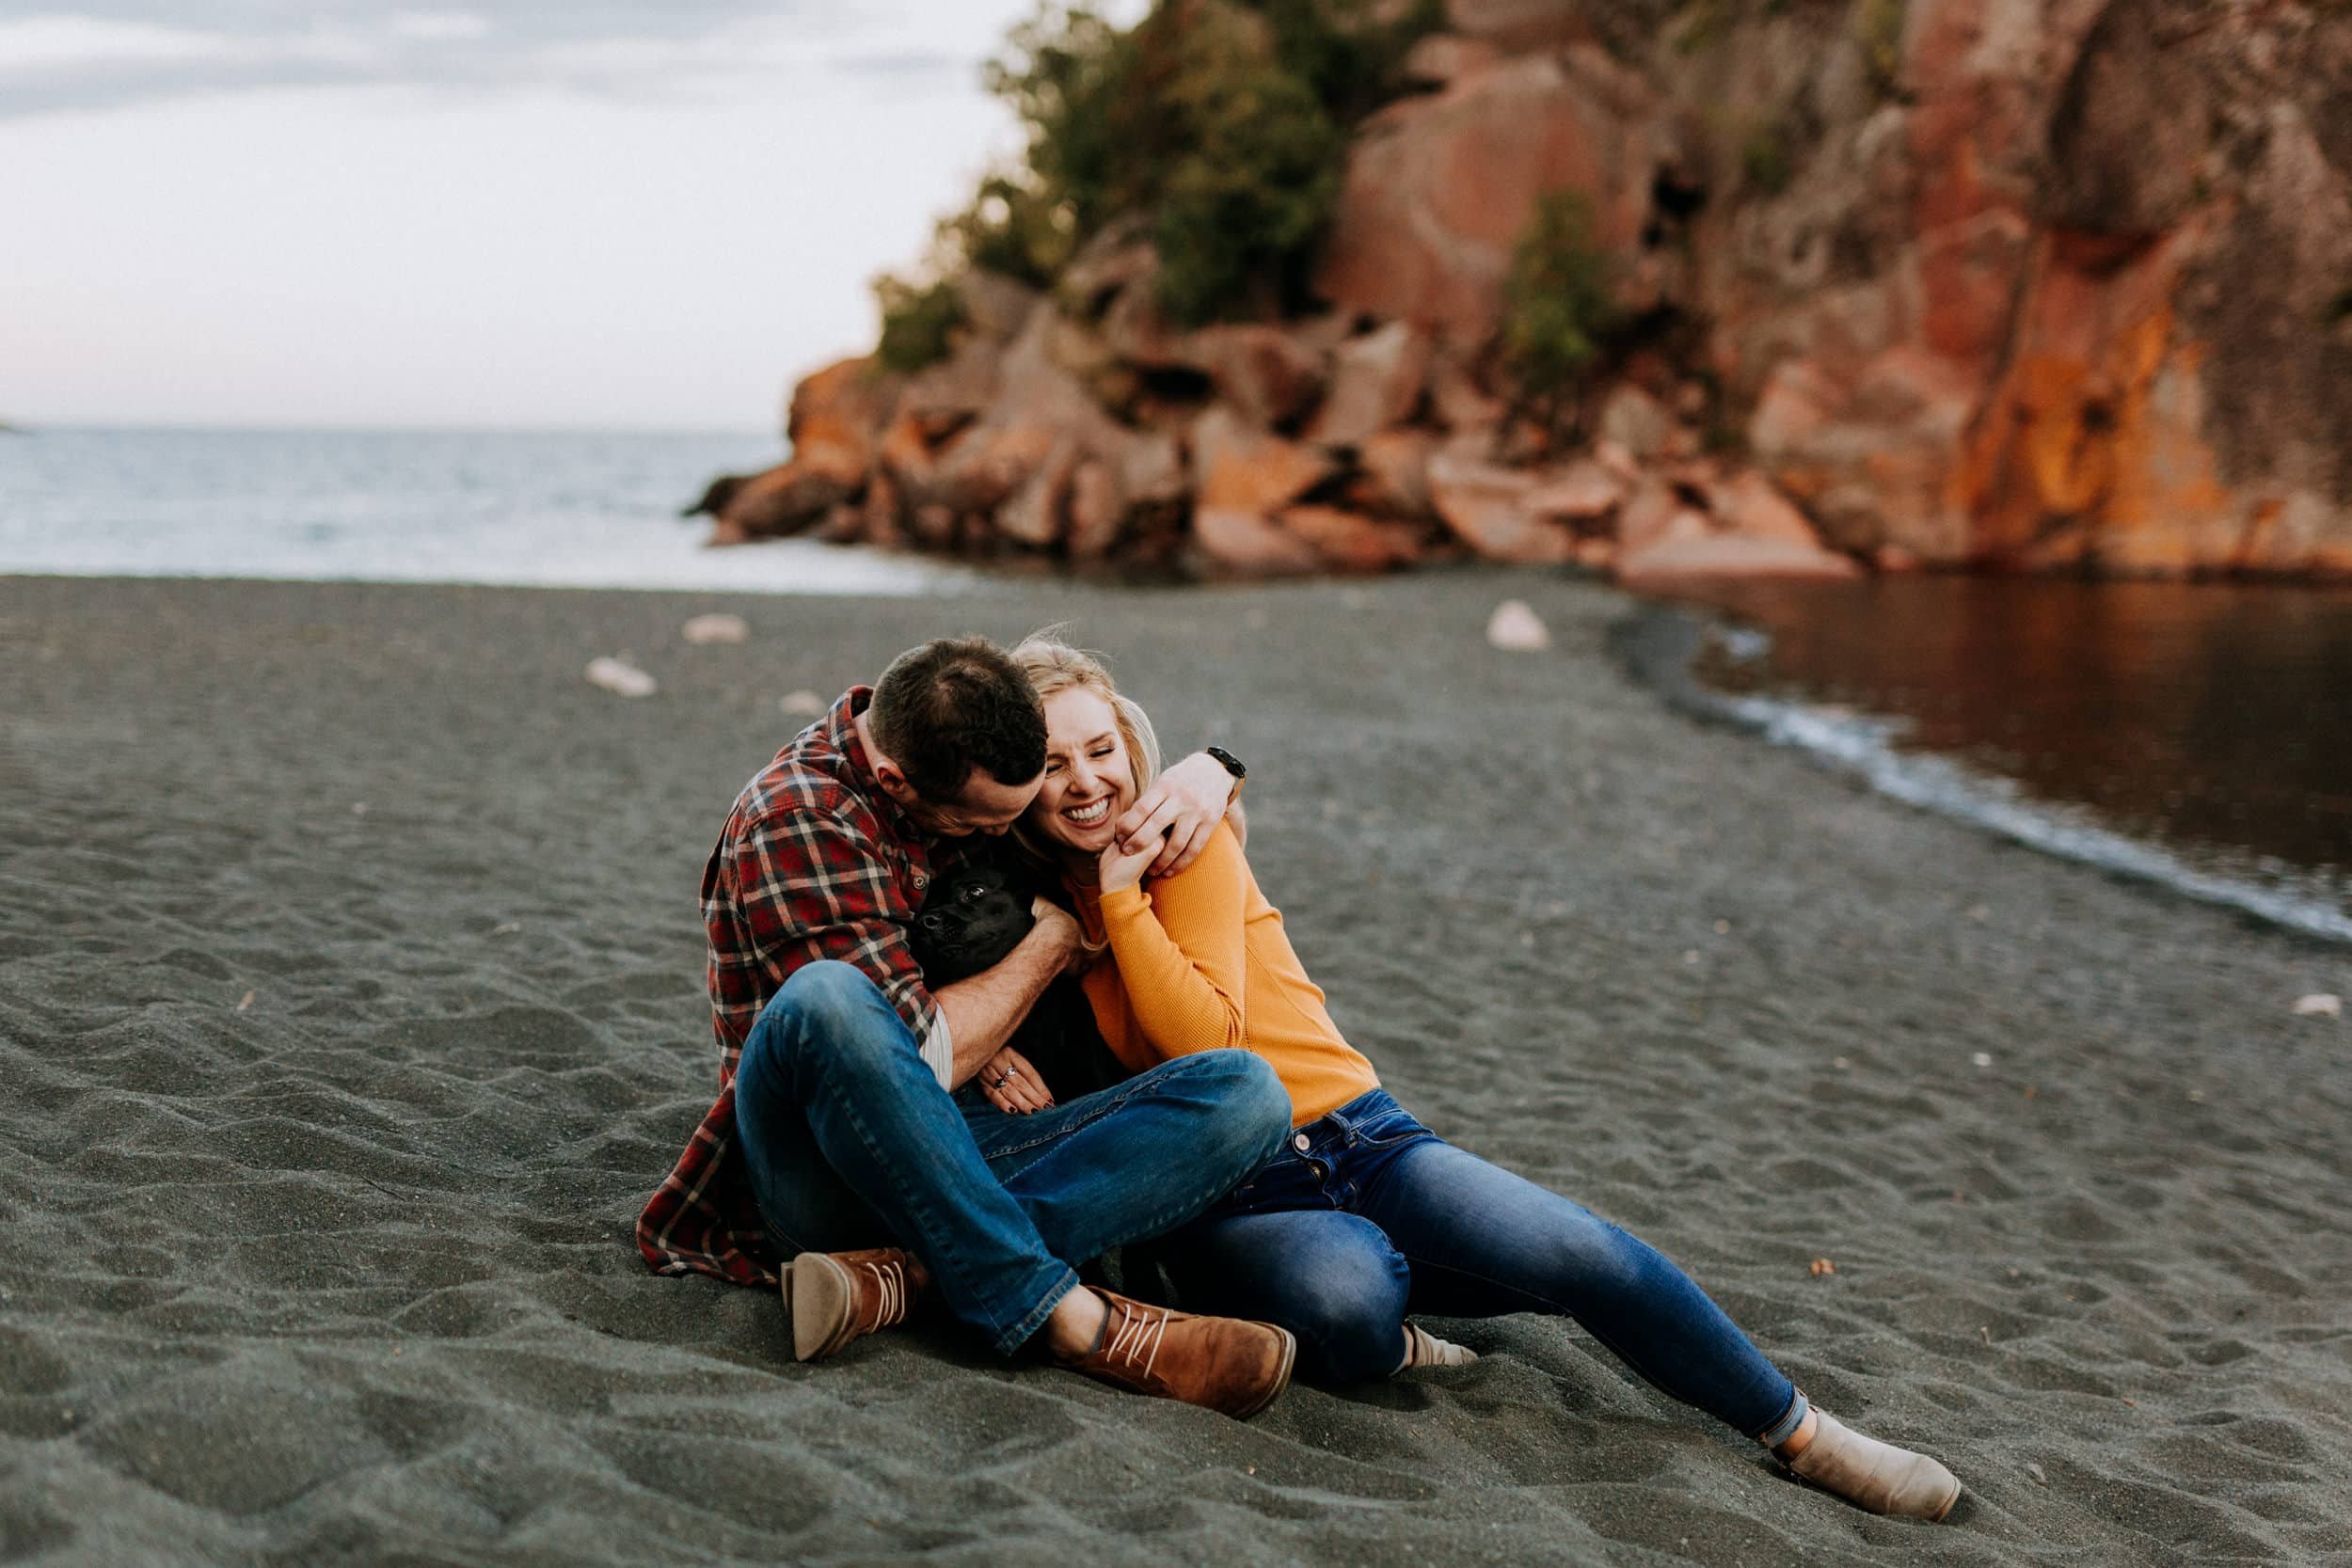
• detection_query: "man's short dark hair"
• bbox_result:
[868,637,1047,803]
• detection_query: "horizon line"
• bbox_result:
[0,420,779,438]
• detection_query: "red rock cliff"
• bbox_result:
[699,0,2352,581]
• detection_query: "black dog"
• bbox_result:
[908,860,1128,1102]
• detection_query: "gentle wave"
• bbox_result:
[0,427,970,596]
[1615,606,2352,945]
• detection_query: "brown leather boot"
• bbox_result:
[1056,1288,1295,1418]
[1776,1407,1962,1521]
[785,1247,930,1362]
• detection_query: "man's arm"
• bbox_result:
[932,899,1081,1087]
[1115,751,1248,877]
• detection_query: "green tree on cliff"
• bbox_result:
[1501,190,1623,445]
[876,0,1441,364]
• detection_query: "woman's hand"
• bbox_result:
[977,1045,1054,1115]
[1114,752,1237,879]
[1097,829,1163,895]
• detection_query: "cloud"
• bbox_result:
[0,3,982,119]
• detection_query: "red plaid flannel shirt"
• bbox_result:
[636,687,972,1286]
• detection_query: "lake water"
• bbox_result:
[1626,576,2352,942]
[0,426,965,595]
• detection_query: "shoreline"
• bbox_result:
[1613,599,2352,946]
[5,571,2347,1565]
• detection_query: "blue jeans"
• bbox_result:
[731,960,1291,1356]
[1157,1087,1804,1440]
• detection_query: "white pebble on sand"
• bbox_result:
[1486,599,1550,652]
[682,613,749,644]
[1973,1052,1994,1068]
[781,689,827,717]
[2293,992,2341,1017]
[586,657,657,698]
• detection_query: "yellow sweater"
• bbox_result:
[1073,822,1378,1125]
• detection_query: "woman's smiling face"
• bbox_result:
[1029,686,1134,857]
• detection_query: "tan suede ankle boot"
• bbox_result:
[1776,1407,1962,1521]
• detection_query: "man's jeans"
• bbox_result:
[1157,1087,1804,1440]
[732,960,1290,1356]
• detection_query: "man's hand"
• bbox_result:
[1116,751,1238,879]
[1029,895,1083,972]
[976,1044,1055,1115]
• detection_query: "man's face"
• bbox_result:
[896,766,1043,839]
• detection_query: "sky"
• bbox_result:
[0,3,1140,431]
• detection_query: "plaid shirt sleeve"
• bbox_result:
[727,802,941,1050]
[635,798,946,1287]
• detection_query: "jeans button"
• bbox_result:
[1292,1132,1311,1152]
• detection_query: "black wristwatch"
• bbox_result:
[1205,746,1248,786]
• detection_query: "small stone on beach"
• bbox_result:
[781,689,827,717]
[235,990,254,1012]
[586,657,658,698]
[1485,598,1550,652]
[682,613,749,645]
[1808,1258,1836,1276]
[2292,992,2341,1017]
[2027,1461,2047,1485]
[1973,1052,1994,1068]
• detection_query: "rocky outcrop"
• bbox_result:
[1687,0,2352,576]
[699,0,2352,582]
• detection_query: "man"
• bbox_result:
[638,636,1295,1417]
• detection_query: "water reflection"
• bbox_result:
[1664,576,2352,880]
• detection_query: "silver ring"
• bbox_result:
[995,1070,1013,1087]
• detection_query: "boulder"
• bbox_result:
[1315,52,1670,341]
[786,356,894,480]
[1192,406,1336,516]
[1278,504,1428,573]
[1189,324,1327,429]
[1523,458,1624,522]
[997,437,1081,548]
[1616,468,1858,583]
[1614,479,1682,556]
[1357,428,1436,515]
[710,458,854,543]
[953,270,1044,342]
[1712,469,1826,548]
[1193,507,1325,576]
[1426,441,1575,563]
[1597,384,1676,462]
[1066,460,1124,561]
[898,339,1002,439]
[1307,322,1432,447]
[1617,530,1864,585]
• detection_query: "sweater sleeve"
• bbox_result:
[1093,822,1250,1059]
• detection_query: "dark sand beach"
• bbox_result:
[4,569,2348,1567]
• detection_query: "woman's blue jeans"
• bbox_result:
[1157,1087,1803,1440]
[731,961,1291,1356]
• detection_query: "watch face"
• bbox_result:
[1208,746,1247,779]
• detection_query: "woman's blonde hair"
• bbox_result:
[1009,629,1161,869]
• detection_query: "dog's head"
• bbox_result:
[907,863,1036,983]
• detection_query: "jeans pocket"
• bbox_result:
[1352,1099,1432,1149]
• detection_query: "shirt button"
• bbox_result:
[912,875,927,890]
[1292,1132,1311,1152]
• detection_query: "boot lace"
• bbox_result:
[1102,1300,1169,1381]
[863,1259,908,1330]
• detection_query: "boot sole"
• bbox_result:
[788,1251,856,1362]
[1227,1325,1297,1420]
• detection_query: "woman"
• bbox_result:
[987,635,1963,1523]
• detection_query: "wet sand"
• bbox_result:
[3,570,2348,1566]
